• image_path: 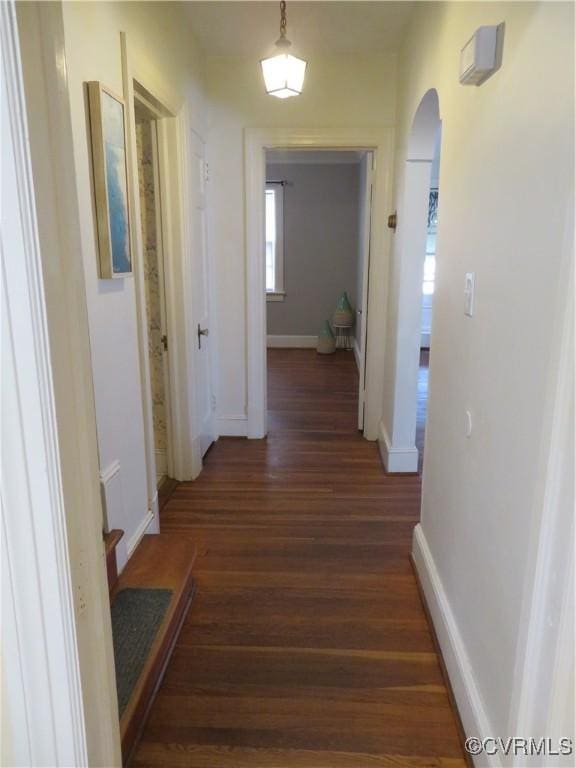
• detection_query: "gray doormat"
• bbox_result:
[111,587,173,716]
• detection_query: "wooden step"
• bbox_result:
[111,533,197,765]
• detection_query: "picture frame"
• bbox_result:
[87,81,132,278]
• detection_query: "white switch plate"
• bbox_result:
[465,410,473,438]
[464,272,475,316]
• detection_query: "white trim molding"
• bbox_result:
[267,334,317,348]
[378,421,419,473]
[1,3,88,761]
[353,336,361,371]
[126,509,156,559]
[412,524,498,768]
[9,3,122,763]
[121,33,202,485]
[217,416,249,438]
[245,127,394,442]
[266,291,286,302]
[99,460,122,533]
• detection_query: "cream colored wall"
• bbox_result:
[387,0,574,741]
[205,53,396,424]
[62,2,205,568]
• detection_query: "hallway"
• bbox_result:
[132,349,465,767]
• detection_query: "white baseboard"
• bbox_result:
[267,334,317,348]
[99,459,122,532]
[353,337,361,371]
[126,509,155,560]
[217,415,248,437]
[148,492,160,535]
[412,524,498,767]
[377,421,419,473]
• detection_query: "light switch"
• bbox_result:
[464,272,475,317]
[465,410,473,438]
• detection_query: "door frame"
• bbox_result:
[244,127,394,440]
[132,93,175,489]
[357,151,374,431]
[121,33,203,489]
[3,2,120,763]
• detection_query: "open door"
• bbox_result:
[357,151,374,431]
[190,130,216,456]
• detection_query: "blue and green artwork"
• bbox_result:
[102,92,131,274]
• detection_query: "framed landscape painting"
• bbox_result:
[87,81,132,278]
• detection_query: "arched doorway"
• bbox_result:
[381,89,441,473]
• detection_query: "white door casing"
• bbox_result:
[244,128,394,441]
[122,33,207,483]
[357,151,374,431]
[2,2,120,763]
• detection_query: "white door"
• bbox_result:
[357,152,374,431]
[190,130,215,456]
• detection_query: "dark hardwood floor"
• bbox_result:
[132,348,465,768]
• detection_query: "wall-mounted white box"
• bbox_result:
[460,26,500,86]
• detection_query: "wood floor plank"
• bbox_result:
[131,349,465,768]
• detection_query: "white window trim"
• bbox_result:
[265,182,285,297]
[266,291,286,302]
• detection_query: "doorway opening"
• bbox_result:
[134,95,173,489]
[264,148,374,434]
[381,89,441,474]
[417,132,441,470]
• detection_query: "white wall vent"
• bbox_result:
[459,25,501,86]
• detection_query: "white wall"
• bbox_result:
[62,1,206,569]
[387,0,574,754]
[205,53,396,427]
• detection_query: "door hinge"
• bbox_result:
[204,161,210,183]
[161,334,168,351]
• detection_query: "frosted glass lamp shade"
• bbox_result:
[261,51,306,98]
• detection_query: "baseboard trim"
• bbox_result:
[99,459,123,532]
[377,421,419,473]
[148,492,160,535]
[267,334,317,348]
[217,416,248,437]
[353,337,361,371]
[412,524,498,768]
[126,509,155,560]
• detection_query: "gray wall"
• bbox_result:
[266,162,360,336]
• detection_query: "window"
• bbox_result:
[423,188,438,296]
[265,183,284,298]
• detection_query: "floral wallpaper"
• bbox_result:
[136,119,167,452]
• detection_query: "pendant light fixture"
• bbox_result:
[261,1,306,98]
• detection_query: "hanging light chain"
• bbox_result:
[279,0,287,39]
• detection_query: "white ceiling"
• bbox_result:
[184,2,415,56]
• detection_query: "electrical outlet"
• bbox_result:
[211,394,217,412]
